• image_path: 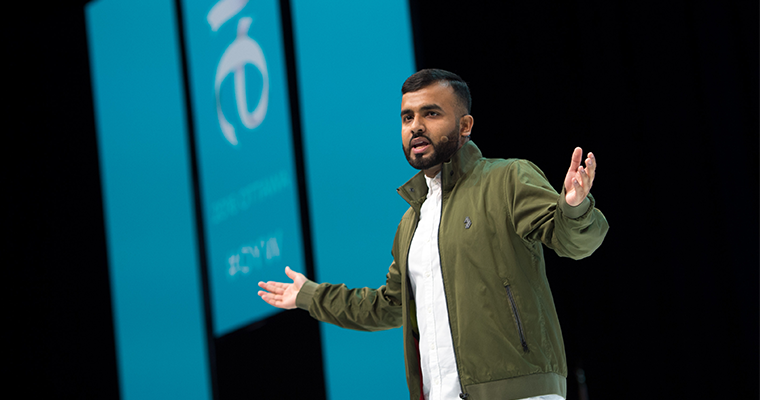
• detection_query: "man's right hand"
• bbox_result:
[257,266,306,310]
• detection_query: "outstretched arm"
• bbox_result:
[506,150,607,259]
[258,261,403,331]
[258,266,306,310]
[564,147,596,207]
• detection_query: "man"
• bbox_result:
[258,69,609,400]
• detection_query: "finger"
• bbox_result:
[572,175,589,200]
[568,147,583,174]
[258,281,287,294]
[258,281,275,292]
[284,266,297,281]
[584,152,596,180]
[257,291,276,305]
[578,166,592,192]
[268,281,289,289]
[261,290,284,303]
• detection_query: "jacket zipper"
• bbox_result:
[404,204,424,399]
[505,285,529,353]
[406,209,421,338]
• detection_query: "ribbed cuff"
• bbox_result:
[558,188,592,219]
[296,279,318,310]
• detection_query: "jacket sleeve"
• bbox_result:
[505,159,609,260]
[294,258,403,331]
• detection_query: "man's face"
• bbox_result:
[400,83,468,176]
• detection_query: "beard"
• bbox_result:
[403,121,460,171]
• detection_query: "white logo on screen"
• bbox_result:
[208,0,269,146]
[227,234,281,278]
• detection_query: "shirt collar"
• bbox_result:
[424,171,442,199]
[397,141,484,209]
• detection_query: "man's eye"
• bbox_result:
[427,112,438,116]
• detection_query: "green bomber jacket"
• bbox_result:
[296,141,609,400]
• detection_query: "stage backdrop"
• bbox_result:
[86,1,211,398]
[87,0,414,399]
[292,1,415,399]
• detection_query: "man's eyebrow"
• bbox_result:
[400,104,444,117]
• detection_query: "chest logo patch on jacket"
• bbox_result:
[464,216,472,229]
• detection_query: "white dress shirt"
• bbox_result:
[407,172,565,400]
[408,172,461,400]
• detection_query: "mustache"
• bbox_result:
[409,133,430,146]
[408,133,446,148]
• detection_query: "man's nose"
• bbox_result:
[409,116,425,134]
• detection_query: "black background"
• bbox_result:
[9,1,758,399]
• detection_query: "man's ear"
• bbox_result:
[459,114,474,137]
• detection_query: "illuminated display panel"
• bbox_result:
[292,1,416,398]
[86,0,211,398]
[88,0,415,398]
[180,0,305,336]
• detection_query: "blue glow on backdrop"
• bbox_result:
[86,1,211,398]
[180,0,305,337]
[292,1,415,398]
[87,0,414,398]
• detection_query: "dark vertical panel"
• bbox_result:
[411,0,758,398]
[9,3,119,398]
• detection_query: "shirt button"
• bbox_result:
[434,377,440,385]
[429,343,435,351]
[427,306,432,313]
[425,271,431,277]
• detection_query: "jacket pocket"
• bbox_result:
[505,285,529,353]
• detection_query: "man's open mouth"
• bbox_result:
[411,137,430,154]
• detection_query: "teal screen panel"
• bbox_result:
[180,0,305,337]
[292,1,416,399]
[86,0,211,399]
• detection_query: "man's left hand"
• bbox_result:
[564,147,596,207]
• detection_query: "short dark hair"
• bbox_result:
[401,69,472,115]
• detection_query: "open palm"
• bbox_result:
[564,147,596,207]
[258,267,306,310]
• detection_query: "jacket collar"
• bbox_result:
[397,140,483,209]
